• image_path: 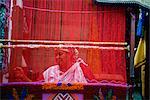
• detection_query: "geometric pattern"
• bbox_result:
[52,93,74,100]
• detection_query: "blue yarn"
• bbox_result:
[57,82,62,86]
[20,87,27,100]
[136,10,145,37]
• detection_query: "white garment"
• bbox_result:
[43,61,87,83]
[16,0,23,8]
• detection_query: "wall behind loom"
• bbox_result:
[9,0,126,83]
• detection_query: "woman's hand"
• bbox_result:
[13,67,32,82]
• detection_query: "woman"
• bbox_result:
[13,46,95,83]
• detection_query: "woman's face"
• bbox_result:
[55,50,70,67]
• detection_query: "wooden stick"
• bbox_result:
[0,44,127,50]
[0,39,127,46]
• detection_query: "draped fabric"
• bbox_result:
[9,0,126,83]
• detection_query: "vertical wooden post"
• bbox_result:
[8,0,13,64]
[130,13,135,79]
[145,9,150,100]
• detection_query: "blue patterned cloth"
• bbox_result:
[0,6,6,39]
[136,10,145,37]
[0,5,6,68]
